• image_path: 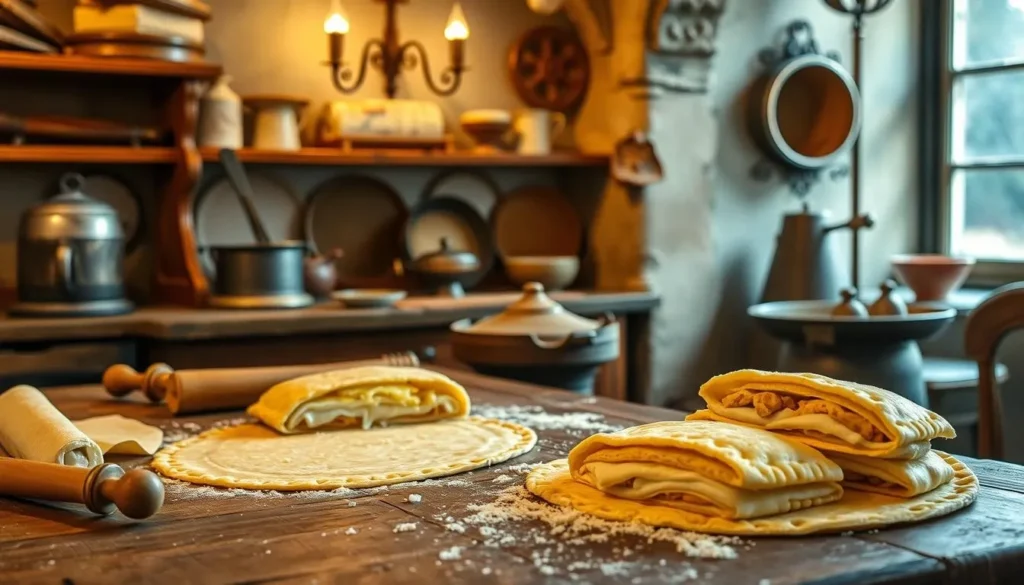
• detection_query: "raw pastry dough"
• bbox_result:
[74,415,164,456]
[152,417,536,490]
[567,421,843,519]
[0,385,102,467]
[687,370,955,459]
[526,451,977,536]
[828,450,954,498]
[248,366,470,433]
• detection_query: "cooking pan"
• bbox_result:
[747,52,861,171]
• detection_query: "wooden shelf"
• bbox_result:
[199,147,609,168]
[0,51,221,79]
[0,145,176,163]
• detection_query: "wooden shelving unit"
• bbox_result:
[0,51,221,79]
[199,147,609,168]
[0,145,176,163]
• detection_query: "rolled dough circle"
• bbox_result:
[525,451,978,536]
[153,417,536,490]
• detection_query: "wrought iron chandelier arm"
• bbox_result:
[331,39,386,94]
[399,40,463,97]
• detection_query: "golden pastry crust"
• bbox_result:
[691,370,955,459]
[247,366,470,434]
[829,450,955,498]
[568,421,843,489]
[526,451,977,536]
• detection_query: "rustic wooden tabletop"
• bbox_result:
[1,368,1022,585]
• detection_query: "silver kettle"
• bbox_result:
[13,173,132,316]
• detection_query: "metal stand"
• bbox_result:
[824,0,895,294]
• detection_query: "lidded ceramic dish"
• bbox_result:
[450,282,619,394]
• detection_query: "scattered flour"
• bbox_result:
[463,486,740,562]
[407,494,423,503]
[471,404,623,433]
[438,546,463,561]
[393,522,418,533]
[491,474,515,484]
[444,522,466,534]
[345,527,358,535]
[161,418,248,444]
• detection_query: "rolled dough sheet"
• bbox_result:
[152,417,537,490]
[74,415,164,456]
[0,385,102,467]
[526,451,978,536]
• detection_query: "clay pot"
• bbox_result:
[890,254,975,301]
[303,248,343,298]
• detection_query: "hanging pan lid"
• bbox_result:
[461,282,600,337]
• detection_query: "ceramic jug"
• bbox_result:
[197,75,243,149]
[514,109,567,155]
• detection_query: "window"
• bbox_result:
[939,0,1024,282]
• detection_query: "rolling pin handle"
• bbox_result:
[102,363,174,403]
[85,464,165,519]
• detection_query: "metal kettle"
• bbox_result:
[13,173,132,317]
[760,203,874,303]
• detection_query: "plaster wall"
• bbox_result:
[642,0,921,406]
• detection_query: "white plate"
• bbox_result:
[332,289,407,308]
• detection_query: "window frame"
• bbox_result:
[927,0,1024,286]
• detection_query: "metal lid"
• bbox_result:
[462,282,599,336]
[21,174,123,240]
[412,237,480,274]
[31,174,119,218]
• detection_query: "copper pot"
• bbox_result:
[748,53,861,170]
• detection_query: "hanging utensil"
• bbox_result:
[218,148,271,245]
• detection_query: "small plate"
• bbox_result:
[332,289,407,309]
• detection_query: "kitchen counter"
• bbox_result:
[0,291,658,343]
[1,369,1022,584]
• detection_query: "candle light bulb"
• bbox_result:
[444,1,469,40]
[324,0,349,34]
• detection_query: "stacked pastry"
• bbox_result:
[686,370,958,499]
[565,420,845,520]
[247,366,470,432]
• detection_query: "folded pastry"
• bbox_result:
[248,366,470,433]
[687,370,955,459]
[567,420,844,520]
[829,450,954,498]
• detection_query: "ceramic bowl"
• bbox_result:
[504,256,579,291]
[460,110,512,152]
[890,254,976,301]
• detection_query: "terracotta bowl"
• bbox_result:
[504,256,579,291]
[890,254,976,301]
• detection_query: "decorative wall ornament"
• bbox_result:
[612,130,664,187]
[647,0,725,57]
[508,26,591,112]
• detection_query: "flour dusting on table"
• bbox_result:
[463,486,740,562]
[471,404,624,434]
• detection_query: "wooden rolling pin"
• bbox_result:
[0,459,164,519]
[102,349,433,415]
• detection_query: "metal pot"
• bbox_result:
[13,173,133,317]
[400,237,480,297]
[207,241,313,309]
[747,52,861,170]
[450,282,620,394]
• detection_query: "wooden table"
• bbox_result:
[2,369,1024,585]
